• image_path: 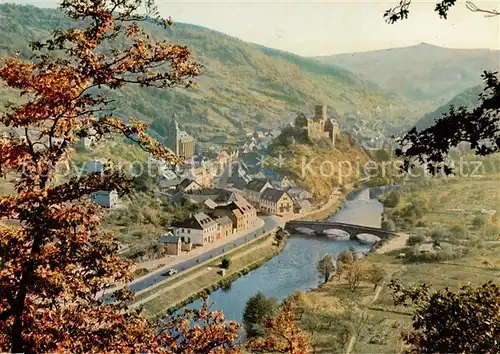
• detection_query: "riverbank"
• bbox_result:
[287,177,500,354]
[134,185,351,318]
[140,231,287,319]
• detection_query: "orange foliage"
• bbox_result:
[247,301,311,354]
[0,0,240,352]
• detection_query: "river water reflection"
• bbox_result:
[183,187,385,323]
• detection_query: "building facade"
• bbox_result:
[177,178,202,193]
[172,212,218,246]
[91,190,119,208]
[159,234,182,255]
[212,206,244,233]
[244,179,272,208]
[165,120,195,158]
[260,188,293,215]
[86,159,119,208]
[216,216,233,238]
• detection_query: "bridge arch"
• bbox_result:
[355,233,381,244]
[293,227,316,235]
[323,229,351,241]
[285,220,396,241]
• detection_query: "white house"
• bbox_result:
[86,160,119,208]
[172,212,219,246]
[285,187,312,201]
[260,188,293,215]
[91,190,119,208]
[176,178,202,193]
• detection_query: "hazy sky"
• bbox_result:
[12,1,500,56]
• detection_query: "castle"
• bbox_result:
[165,120,195,158]
[294,104,340,145]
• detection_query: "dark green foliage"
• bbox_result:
[406,234,425,246]
[242,292,278,338]
[132,170,157,193]
[220,280,232,292]
[389,280,500,353]
[472,215,487,229]
[381,219,396,231]
[274,227,286,246]
[429,229,451,242]
[274,127,308,148]
[220,256,231,269]
[388,196,428,230]
[373,149,391,162]
[396,71,500,175]
[404,245,467,263]
[384,0,457,24]
[150,118,171,137]
[382,190,401,208]
[317,254,335,284]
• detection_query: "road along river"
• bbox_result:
[181,187,385,323]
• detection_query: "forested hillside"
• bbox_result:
[0,3,417,140]
[315,42,499,110]
[414,85,482,131]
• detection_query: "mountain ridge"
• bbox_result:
[0,3,419,140]
[413,85,483,132]
[326,41,499,56]
[314,42,499,109]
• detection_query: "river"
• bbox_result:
[182,187,385,323]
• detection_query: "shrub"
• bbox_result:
[416,220,428,227]
[221,257,231,269]
[381,219,396,231]
[448,225,467,239]
[133,268,149,278]
[407,234,425,246]
[430,229,451,242]
[472,215,487,229]
[382,190,401,208]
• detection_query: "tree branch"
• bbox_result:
[466,1,500,17]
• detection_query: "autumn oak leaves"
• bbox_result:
[0,0,240,352]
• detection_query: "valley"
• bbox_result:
[0,1,499,353]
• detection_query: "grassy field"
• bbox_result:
[283,175,499,354]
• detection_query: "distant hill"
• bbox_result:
[314,42,499,109]
[0,3,417,140]
[413,85,482,131]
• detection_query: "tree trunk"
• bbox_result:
[11,229,43,353]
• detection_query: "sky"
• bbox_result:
[11,0,500,56]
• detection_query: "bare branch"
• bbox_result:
[466,1,500,17]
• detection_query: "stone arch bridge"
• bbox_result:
[285,220,396,240]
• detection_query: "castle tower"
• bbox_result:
[314,104,327,121]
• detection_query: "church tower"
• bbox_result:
[166,117,180,155]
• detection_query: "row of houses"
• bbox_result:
[155,149,239,190]
[243,178,313,215]
[159,191,259,255]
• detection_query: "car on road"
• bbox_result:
[164,268,177,276]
